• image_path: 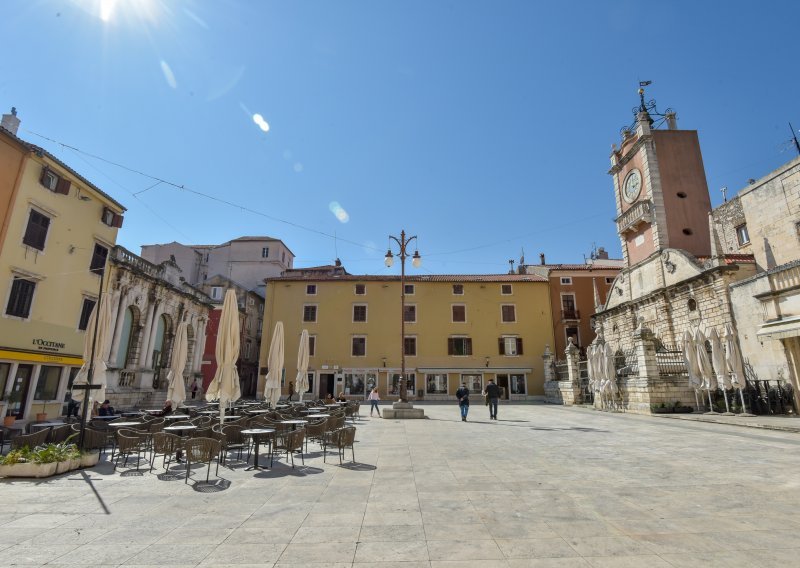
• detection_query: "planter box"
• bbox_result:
[80,452,100,468]
[0,462,58,478]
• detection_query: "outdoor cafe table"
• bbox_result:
[197,410,218,416]
[108,422,143,429]
[280,419,308,431]
[305,414,330,419]
[163,424,197,438]
[246,409,270,415]
[164,414,190,421]
[143,409,163,415]
[301,408,327,414]
[30,422,66,431]
[122,411,143,417]
[241,428,276,471]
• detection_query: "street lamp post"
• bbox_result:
[384,230,421,403]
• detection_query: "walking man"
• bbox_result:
[484,378,500,420]
[456,382,470,421]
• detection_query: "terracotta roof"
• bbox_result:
[1,126,126,211]
[266,273,547,283]
[542,263,623,270]
[696,254,756,265]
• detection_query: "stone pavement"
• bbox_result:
[1,403,800,567]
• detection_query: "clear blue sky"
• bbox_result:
[2,1,799,276]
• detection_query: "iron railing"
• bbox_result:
[655,342,687,377]
[561,309,581,320]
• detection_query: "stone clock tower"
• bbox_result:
[609,87,712,267]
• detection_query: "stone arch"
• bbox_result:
[117,304,142,368]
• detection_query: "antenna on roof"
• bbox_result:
[790,122,800,156]
[334,230,339,264]
[508,259,515,274]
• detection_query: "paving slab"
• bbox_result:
[1,404,799,567]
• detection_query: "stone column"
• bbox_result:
[138,298,158,368]
[629,320,658,413]
[565,339,580,384]
[542,345,554,382]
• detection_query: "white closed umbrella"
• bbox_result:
[695,328,718,414]
[263,321,285,408]
[724,323,752,415]
[592,343,605,408]
[295,329,310,403]
[709,327,732,414]
[166,322,189,409]
[682,329,702,410]
[206,289,241,424]
[73,291,114,411]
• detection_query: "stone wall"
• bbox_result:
[712,197,750,255]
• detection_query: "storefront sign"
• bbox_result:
[31,338,66,353]
[0,349,83,366]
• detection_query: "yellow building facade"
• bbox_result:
[258,274,554,401]
[0,120,125,422]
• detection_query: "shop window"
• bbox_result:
[34,365,62,400]
[462,373,482,394]
[344,373,372,396]
[390,373,415,396]
[425,373,448,394]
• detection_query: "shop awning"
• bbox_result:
[756,317,800,341]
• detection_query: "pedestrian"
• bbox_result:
[190,378,199,400]
[368,387,381,417]
[66,392,80,420]
[484,378,500,420]
[456,382,470,421]
[288,381,295,401]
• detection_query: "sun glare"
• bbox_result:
[74,0,162,25]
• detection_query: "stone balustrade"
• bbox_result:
[616,199,653,234]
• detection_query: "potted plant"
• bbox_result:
[0,447,57,478]
[3,414,15,428]
[35,401,48,422]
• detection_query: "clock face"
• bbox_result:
[622,169,642,203]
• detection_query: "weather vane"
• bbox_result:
[620,80,674,136]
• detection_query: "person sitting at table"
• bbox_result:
[156,399,173,417]
[325,393,335,404]
[98,400,115,417]
[336,392,347,403]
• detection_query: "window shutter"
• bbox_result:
[447,338,455,355]
[39,167,49,185]
[466,338,473,356]
[498,338,505,355]
[112,213,124,228]
[55,177,71,195]
[516,338,524,355]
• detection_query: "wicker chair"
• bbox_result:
[183,437,221,484]
[279,429,305,468]
[324,426,356,464]
[304,418,327,454]
[149,432,183,472]
[10,429,49,451]
[113,428,148,470]
[47,424,73,444]
[192,427,213,439]
[81,427,110,456]
[219,425,248,465]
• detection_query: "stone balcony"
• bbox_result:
[616,199,653,234]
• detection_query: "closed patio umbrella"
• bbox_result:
[695,328,718,414]
[295,329,310,403]
[206,289,241,424]
[603,342,618,410]
[166,322,189,409]
[724,323,752,415]
[709,327,732,414]
[264,321,284,408]
[72,290,114,410]
[682,329,702,410]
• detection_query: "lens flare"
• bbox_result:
[160,60,177,89]
[329,202,350,223]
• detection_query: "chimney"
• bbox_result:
[596,247,609,260]
[1,107,20,136]
[665,111,678,130]
[539,253,546,265]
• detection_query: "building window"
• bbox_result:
[404,284,415,295]
[404,336,417,356]
[736,224,750,246]
[355,284,366,295]
[508,373,527,394]
[560,277,572,285]
[353,304,368,322]
[462,373,482,394]
[306,284,317,295]
[452,304,466,323]
[501,284,512,295]
[101,207,123,228]
[403,304,416,323]
[688,298,697,312]
[34,366,62,400]
[303,305,317,322]
[351,336,366,357]
[499,336,523,356]
[5,277,36,319]
[78,297,96,331]
[344,372,372,396]
[308,335,316,356]
[452,284,464,295]
[390,373,415,396]
[565,327,580,348]
[282,252,286,263]
[89,243,109,275]
[561,295,578,319]
[501,304,516,322]
[426,373,448,394]
[605,277,614,284]
[448,337,473,356]
[23,209,51,251]
[262,247,269,258]
[210,286,223,300]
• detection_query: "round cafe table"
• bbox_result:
[163,424,197,463]
[197,410,218,416]
[246,409,271,415]
[31,422,66,431]
[108,421,143,429]
[164,414,190,421]
[305,414,330,419]
[241,428,276,470]
[301,408,327,414]
[280,419,308,431]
